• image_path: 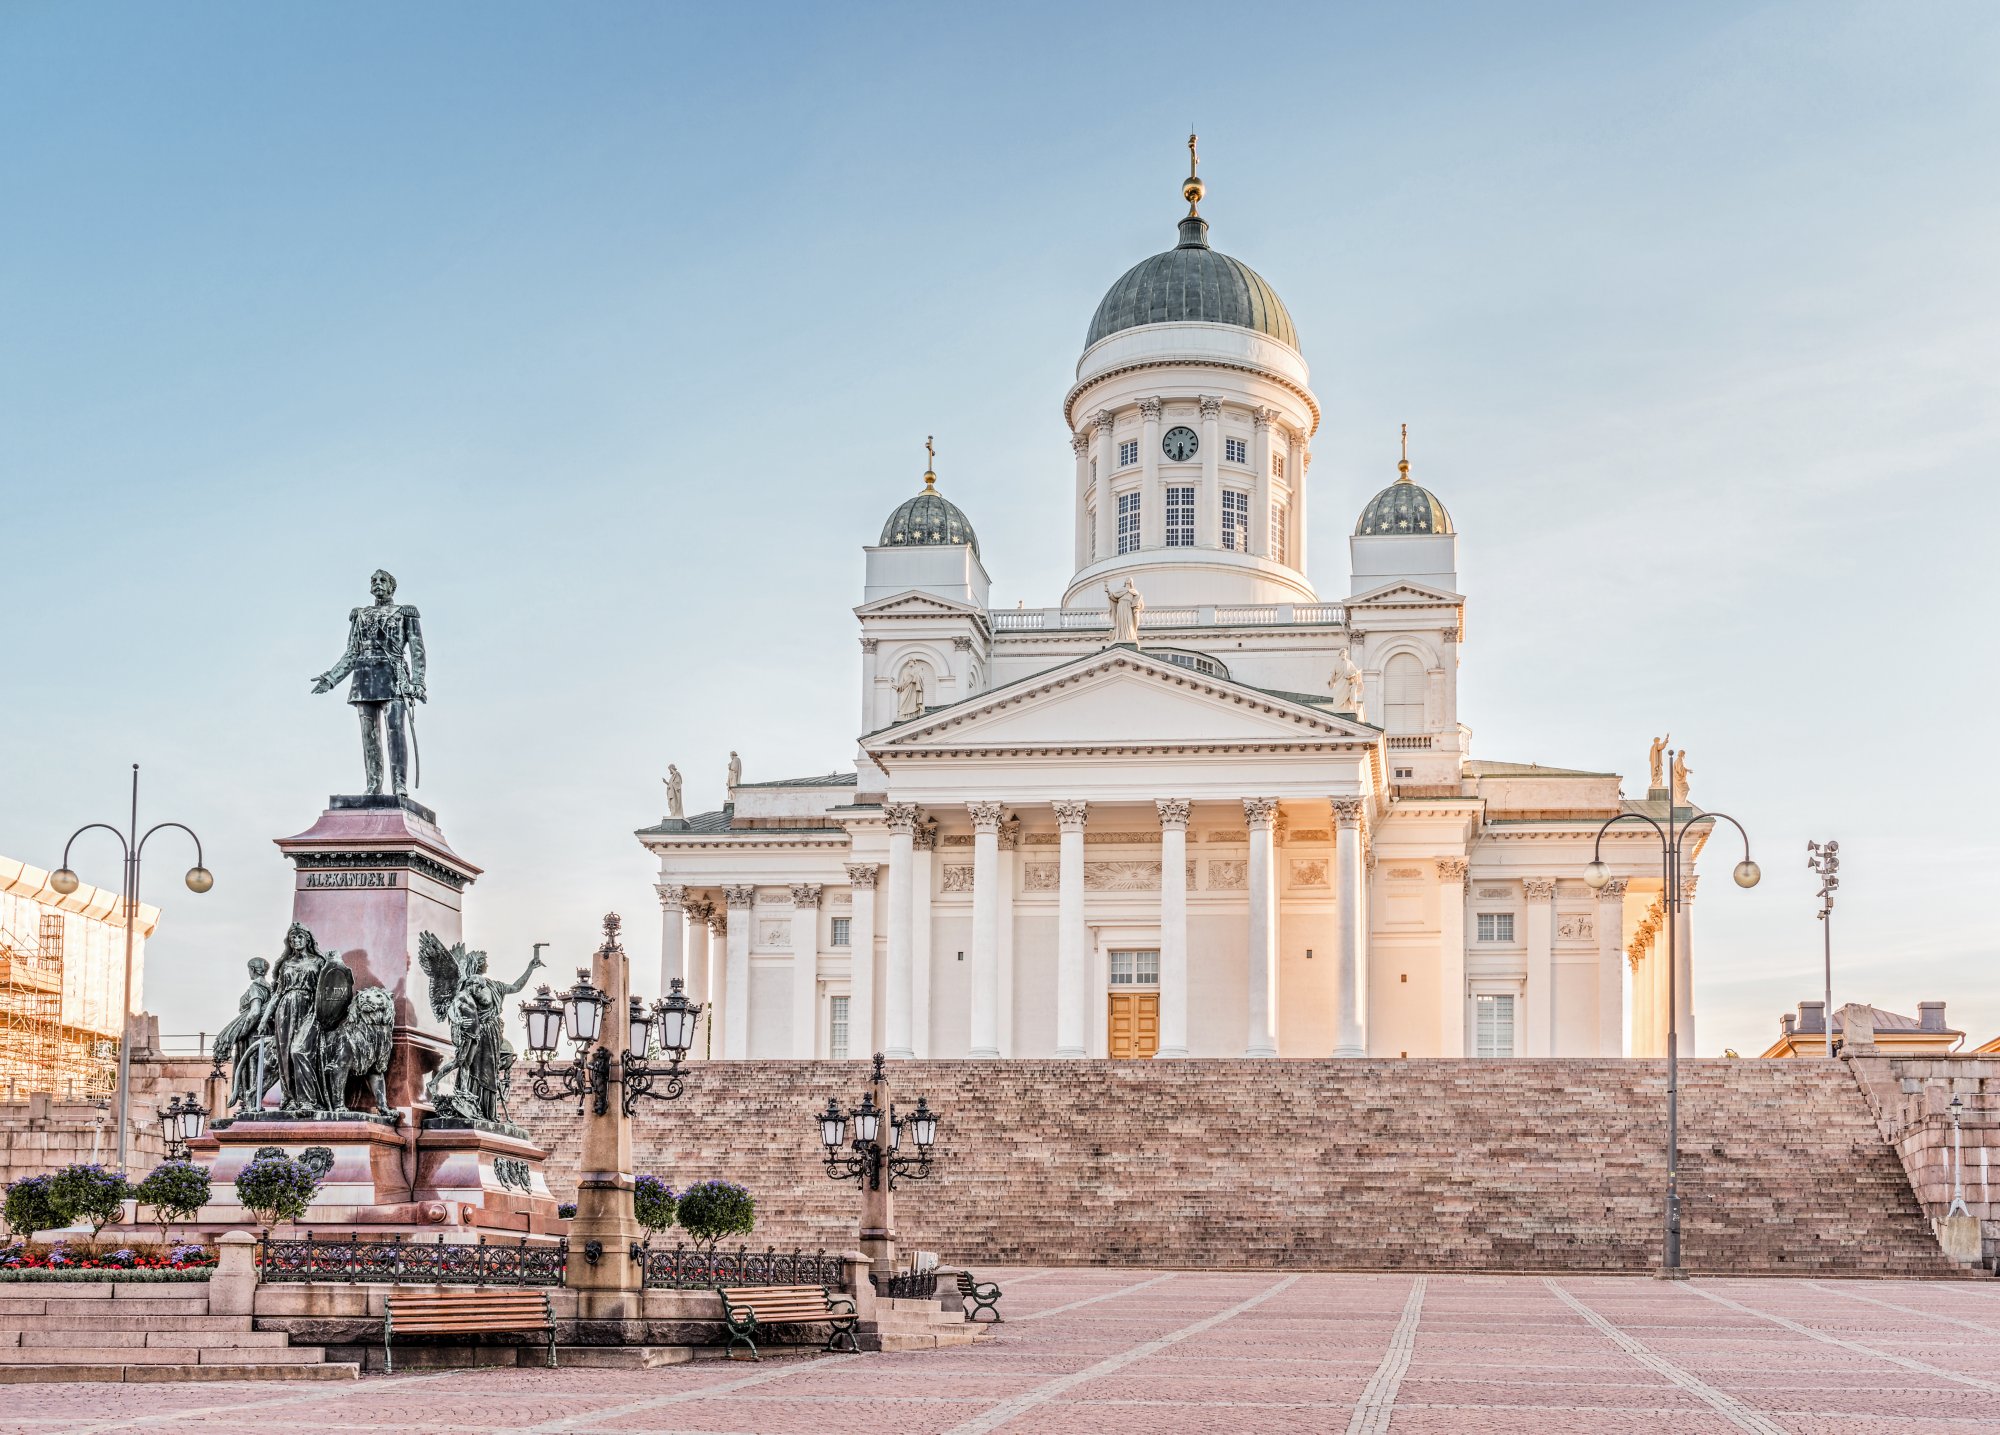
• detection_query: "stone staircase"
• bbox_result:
[525,1058,1968,1276]
[863,1294,988,1352]
[0,1287,355,1382]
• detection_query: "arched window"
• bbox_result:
[1383,653,1425,734]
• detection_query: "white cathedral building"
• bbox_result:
[641,155,1710,1063]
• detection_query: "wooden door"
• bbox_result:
[1107,993,1160,1059]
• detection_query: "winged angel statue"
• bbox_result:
[417,932,543,1128]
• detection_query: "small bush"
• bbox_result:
[233,1154,321,1233]
[674,1180,754,1246]
[135,1162,212,1244]
[633,1175,677,1240]
[3,1176,62,1238]
[557,1202,577,1220]
[48,1165,129,1239]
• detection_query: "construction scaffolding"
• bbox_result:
[0,914,118,1101]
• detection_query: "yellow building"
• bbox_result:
[0,857,157,1098]
[1762,999,1964,1058]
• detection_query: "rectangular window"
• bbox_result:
[1476,912,1515,943]
[1271,502,1289,565]
[1272,450,1285,477]
[1165,486,1195,547]
[1474,994,1516,1057]
[1225,436,1248,465]
[1221,490,1250,552]
[1085,505,1097,560]
[1393,766,1414,780]
[1108,950,1160,986]
[828,995,850,1060]
[830,916,851,948]
[1118,439,1139,468]
[1117,491,1142,554]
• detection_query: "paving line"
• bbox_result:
[55,1369,470,1434]
[937,1274,1301,1435]
[509,1351,867,1432]
[1684,1283,2000,1394]
[1545,1278,1790,1435]
[1802,1280,2000,1334]
[1342,1276,1426,1435]
[1011,1270,1178,1321]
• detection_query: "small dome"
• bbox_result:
[880,452,979,555]
[1355,459,1453,537]
[1086,215,1297,350]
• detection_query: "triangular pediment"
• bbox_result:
[1348,580,1464,608]
[854,590,984,620]
[866,647,1379,759]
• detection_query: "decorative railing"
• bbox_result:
[258,1232,566,1286]
[870,1269,939,1300]
[638,1244,845,1291]
[1386,735,1434,750]
[991,602,1345,633]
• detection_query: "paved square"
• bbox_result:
[4,1269,1998,1433]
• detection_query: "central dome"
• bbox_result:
[1086,215,1297,351]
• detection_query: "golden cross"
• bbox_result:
[926,435,935,467]
[1188,132,1198,175]
[1401,422,1408,461]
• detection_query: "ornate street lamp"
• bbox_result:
[1948,1095,1970,1218]
[1807,839,1840,1058]
[813,1053,943,1280]
[157,1091,209,1162]
[1583,747,1758,1279]
[518,918,702,1117]
[51,764,212,1172]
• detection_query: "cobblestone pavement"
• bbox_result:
[5,1269,2000,1433]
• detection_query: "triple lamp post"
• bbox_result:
[814,1053,942,1278]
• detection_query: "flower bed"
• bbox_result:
[0,1242,216,1281]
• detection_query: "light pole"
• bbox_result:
[50,764,213,1173]
[1806,840,1839,1057]
[814,1053,942,1278]
[1947,1095,1970,1219]
[1583,750,1759,1278]
[516,914,700,1293]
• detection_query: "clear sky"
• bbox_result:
[3,2,1994,1056]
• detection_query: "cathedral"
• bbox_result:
[640,148,1706,1063]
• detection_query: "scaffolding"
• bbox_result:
[0,914,118,1100]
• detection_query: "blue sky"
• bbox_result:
[3,2,1994,1054]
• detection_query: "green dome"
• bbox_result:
[1086,216,1297,350]
[880,483,979,556]
[1355,470,1453,536]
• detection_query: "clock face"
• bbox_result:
[1161,426,1199,462]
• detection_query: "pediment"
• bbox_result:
[854,590,985,620]
[866,647,1379,759]
[1348,580,1464,608]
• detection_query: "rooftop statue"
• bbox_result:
[1106,578,1144,644]
[895,666,926,720]
[1649,735,1669,791]
[417,932,544,1131]
[312,568,427,797]
[663,765,684,819]
[1329,647,1365,718]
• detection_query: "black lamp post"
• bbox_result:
[50,764,213,1172]
[518,964,702,1117]
[813,1053,942,1275]
[157,1091,209,1162]
[1807,839,1840,1057]
[1583,756,1758,1278]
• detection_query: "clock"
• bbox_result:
[1161,426,1199,462]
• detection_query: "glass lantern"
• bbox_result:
[909,1096,939,1149]
[520,985,564,1055]
[656,979,699,1057]
[818,1098,847,1150]
[563,969,607,1045]
[626,997,655,1058]
[853,1092,881,1146]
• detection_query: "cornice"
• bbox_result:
[1065,357,1321,435]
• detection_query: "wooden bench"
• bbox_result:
[956,1269,1003,1322]
[714,1284,859,1359]
[383,1290,556,1374]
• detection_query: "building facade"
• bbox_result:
[640,157,1712,1061]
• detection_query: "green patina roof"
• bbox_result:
[879,488,979,555]
[1355,473,1453,536]
[1086,216,1297,350]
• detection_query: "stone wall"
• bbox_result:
[0,1028,220,1187]
[1847,1053,1998,1267]
[519,1058,1959,1275]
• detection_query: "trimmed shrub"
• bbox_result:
[233,1154,321,1233]
[135,1162,212,1243]
[674,1180,754,1246]
[3,1176,62,1239]
[557,1202,577,1220]
[48,1165,129,1239]
[632,1175,677,1241]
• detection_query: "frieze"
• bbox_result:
[1288,859,1330,888]
[942,865,975,893]
[290,849,470,892]
[941,834,974,846]
[1208,860,1247,890]
[1084,860,1161,892]
[1476,886,1511,899]
[1086,831,1162,844]
[1387,867,1424,879]
[1206,830,1248,844]
[1290,829,1330,844]
[1023,865,1058,891]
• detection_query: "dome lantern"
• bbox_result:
[879,435,980,555]
[1354,424,1453,537]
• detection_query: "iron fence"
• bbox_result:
[870,1269,939,1300]
[638,1243,843,1290]
[259,1232,567,1286]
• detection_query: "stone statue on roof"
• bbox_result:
[1329,648,1365,717]
[1106,578,1144,644]
[895,666,926,720]
[726,751,742,790]
[1649,735,1668,790]
[1671,750,1691,806]
[664,765,684,819]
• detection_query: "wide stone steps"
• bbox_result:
[0,1288,356,1381]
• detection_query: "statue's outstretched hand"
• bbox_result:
[311,674,334,694]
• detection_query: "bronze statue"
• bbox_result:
[416,932,543,1129]
[243,922,396,1119]
[312,568,427,797]
[211,958,273,1112]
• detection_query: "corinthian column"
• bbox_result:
[1251,409,1275,557]
[789,884,822,1059]
[1332,798,1366,1056]
[1139,396,1163,548]
[1674,875,1697,1056]
[845,863,878,1055]
[1436,860,1468,1056]
[1091,410,1117,561]
[1595,878,1629,1057]
[967,802,1004,1058]
[722,885,756,1058]
[683,899,712,1059]
[912,818,936,1057]
[1071,432,1091,570]
[1244,797,1280,1057]
[1053,800,1089,1057]
[883,804,919,1059]
[1198,397,1221,546]
[655,882,686,999]
[1156,799,1191,1058]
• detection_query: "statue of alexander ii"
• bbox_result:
[312,568,427,797]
